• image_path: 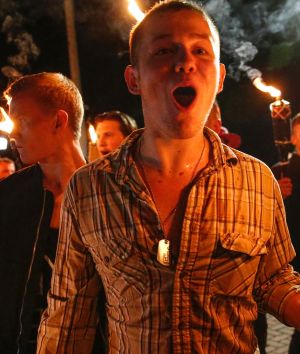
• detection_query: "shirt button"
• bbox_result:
[180,271,187,278]
[178,322,187,330]
[183,285,189,294]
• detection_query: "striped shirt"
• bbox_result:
[37,128,300,354]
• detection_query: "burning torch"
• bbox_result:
[0,107,13,152]
[87,123,99,162]
[128,0,145,21]
[249,69,292,163]
[0,106,22,168]
[0,107,14,151]
[269,98,292,163]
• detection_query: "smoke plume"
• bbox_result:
[1,12,40,78]
[202,0,300,81]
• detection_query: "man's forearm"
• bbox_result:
[282,291,300,330]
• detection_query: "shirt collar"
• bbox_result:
[100,127,238,185]
[204,127,238,174]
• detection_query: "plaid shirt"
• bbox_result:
[37,128,300,354]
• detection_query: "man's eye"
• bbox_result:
[194,48,206,55]
[155,48,173,56]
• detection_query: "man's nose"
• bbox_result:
[174,49,196,73]
[97,136,106,146]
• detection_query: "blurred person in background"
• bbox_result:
[205,99,222,134]
[272,112,300,354]
[0,157,15,180]
[205,100,241,149]
[0,72,85,354]
[94,110,137,157]
[254,113,300,354]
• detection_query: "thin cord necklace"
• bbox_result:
[138,137,206,266]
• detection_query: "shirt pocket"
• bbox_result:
[86,230,149,293]
[86,229,133,270]
[210,232,268,297]
[102,232,133,263]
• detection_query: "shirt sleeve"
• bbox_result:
[254,178,300,322]
[37,182,102,354]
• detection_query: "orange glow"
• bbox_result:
[253,77,281,99]
[88,124,97,144]
[128,0,145,21]
[0,107,13,134]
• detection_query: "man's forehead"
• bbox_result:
[143,10,219,45]
[96,120,121,130]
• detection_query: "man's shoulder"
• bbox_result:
[72,133,140,181]
[206,128,271,176]
[67,158,113,195]
[0,164,44,212]
[0,164,42,189]
[72,158,109,178]
[233,148,263,163]
[228,148,274,176]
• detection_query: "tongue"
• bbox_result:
[173,87,195,107]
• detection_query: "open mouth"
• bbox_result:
[100,150,110,155]
[173,86,196,108]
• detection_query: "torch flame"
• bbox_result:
[0,107,14,134]
[128,0,145,21]
[253,77,281,99]
[88,124,97,144]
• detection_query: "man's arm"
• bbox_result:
[37,183,101,354]
[282,291,300,330]
[254,179,300,325]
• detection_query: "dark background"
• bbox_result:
[0,0,299,166]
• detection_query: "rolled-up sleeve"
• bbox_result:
[254,180,300,323]
[37,182,101,354]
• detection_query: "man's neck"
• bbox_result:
[140,131,208,177]
[40,141,85,196]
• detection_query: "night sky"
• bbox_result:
[0,0,299,166]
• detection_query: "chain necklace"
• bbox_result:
[137,137,206,266]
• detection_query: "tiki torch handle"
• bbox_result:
[269,99,292,162]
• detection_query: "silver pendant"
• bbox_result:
[157,239,170,266]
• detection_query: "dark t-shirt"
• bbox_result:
[26,227,59,354]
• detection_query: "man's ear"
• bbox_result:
[54,110,68,132]
[217,63,226,93]
[124,65,140,95]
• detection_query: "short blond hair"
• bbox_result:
[4,72,84,140]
